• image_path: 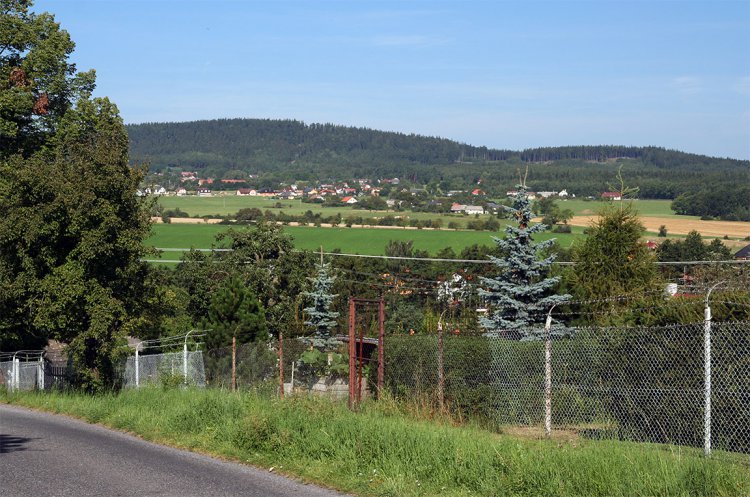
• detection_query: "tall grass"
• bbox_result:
[3,388,747,497]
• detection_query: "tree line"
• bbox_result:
[127,119,748,210]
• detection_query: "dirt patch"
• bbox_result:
[502,425,579,442]
[167,217,224,224]
[569,216,750,238]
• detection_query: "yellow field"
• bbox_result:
[568,216,750,239]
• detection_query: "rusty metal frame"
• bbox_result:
[347,297,385,409]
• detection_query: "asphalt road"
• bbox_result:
[0,404,348,497]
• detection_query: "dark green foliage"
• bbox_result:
[0,98,152,389]
[202,276,267,350]
[172,222,316,339]
[536,197,573,227]
[0,1,153,391]
[0,0,96,158]
[567,204,661,325]
[657,231,733,263]
[672,184,750,221]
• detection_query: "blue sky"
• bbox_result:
[36,0,750,159]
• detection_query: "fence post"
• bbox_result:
[183,329,198,385]
[183,334,189,384]
[544,306,556,438]
[348,297,356,410]
[278,331,285,398]
[37,356,44,390]
[703,282,722,456]
[135,346,140,388]
[232,336,237,392]
[437,310,446,410]
[290,361,295,392]
[13,357,19,392]
[377,297,385,395]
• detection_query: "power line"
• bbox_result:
[145,247,750,266]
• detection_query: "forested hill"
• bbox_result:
[127,118,749,200]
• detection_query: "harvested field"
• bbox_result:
[568,215,750,238]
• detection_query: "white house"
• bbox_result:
[464,205,485,215]
[341,196,358,205]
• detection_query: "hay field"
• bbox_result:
[569,215,750,238]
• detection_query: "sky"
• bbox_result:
[35,0,750,159]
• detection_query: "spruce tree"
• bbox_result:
[303,259,340,350]
[479,183,570,339]
[203,276,268,350]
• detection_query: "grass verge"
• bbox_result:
[2,388,748,497]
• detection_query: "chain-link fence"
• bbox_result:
[123,351,206,388]
[204,341,277,391]
[383,321,750,454]
[0,358,45,391]
[4,320,749,455]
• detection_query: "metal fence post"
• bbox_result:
[377,297,385,395]
[348,297,356,410]
[135,346,140,388]
[437,310,446,410]
[703,282,722,457]
[183,329,197,385]
[37,356,44,390]
[13,357,19,392]
[183,340,188,383]
[544,308,555,438]
[278,331,284,398]
[704,303,712,456]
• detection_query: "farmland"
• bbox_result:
[147,223,585,257]
[157,195,499,229]
[157,195,680,219]
[148,196,750,257]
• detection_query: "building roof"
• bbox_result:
[735,244,750,259]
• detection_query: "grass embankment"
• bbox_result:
[3,389,748,497]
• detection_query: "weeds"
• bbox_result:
[2,389,748,497]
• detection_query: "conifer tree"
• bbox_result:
[479,182,570,339]
[303,258,340,350]
[203,276,268,350]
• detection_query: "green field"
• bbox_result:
[159,195,679,219]
[148,196,680,259]
[558,198,680,217]
[147,223,584,258]
[158,195,505,229]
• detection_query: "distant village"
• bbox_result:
[136,172,629,216]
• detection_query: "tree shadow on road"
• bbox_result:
[0,434,37,453]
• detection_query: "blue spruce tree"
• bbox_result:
[303,259,340,350]
[479,183,571,339]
